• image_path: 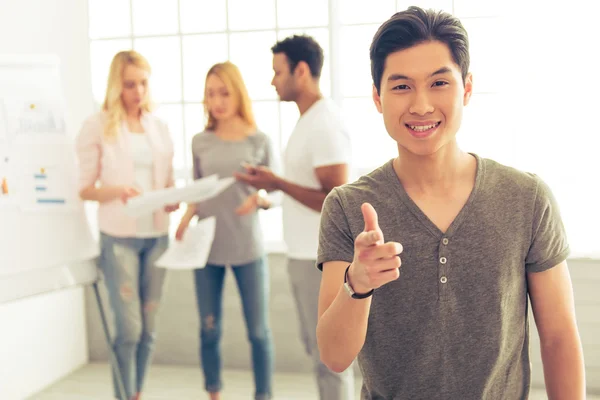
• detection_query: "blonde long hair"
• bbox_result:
[204,62,256,131]
[102,50,154,138]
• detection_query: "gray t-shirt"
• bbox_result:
[192,130,277,265]
[317,154,570,400]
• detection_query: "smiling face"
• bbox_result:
[372,40,473,157]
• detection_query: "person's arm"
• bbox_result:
[276,163,348,212]
[317,202,402,372]
[76,116,138,203]
[80,185,138,203]
[235,162,348,212]
[317,260,373,372]
[236,125,351,212]
[281,121,351,211]
[528,261,586,399]
[523,175,585,398]
[175,203,197,240]
[175,141,204,239]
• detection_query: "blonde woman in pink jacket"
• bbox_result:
[76,50,178,400]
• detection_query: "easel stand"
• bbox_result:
[93,281,127,400]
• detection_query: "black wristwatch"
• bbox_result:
[343,264,374,299]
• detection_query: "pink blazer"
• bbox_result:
[76,111,175,238]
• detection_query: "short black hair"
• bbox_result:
[370,6,470,94]
[271,34,324,78]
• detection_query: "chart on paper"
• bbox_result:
[0,97,66,139]
[16,164,78,212]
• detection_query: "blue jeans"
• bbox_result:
[194,257,273,400]
[99,233,168,399]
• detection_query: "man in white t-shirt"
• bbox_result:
[235,35,354,400]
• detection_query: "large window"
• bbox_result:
[88,0,599,258]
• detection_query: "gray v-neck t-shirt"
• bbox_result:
[317,154,569,399]
[192,130,278,266]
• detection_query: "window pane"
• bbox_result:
[184,102,205,139]
[180,0,227,33]
[132,0,179,36]
[134,37,182,103]
[229,31,278,100]
[252,101,280,153]
[276,0,328,28]
[154,104,185,170]
[340,25,379,98]
[90,39,133,105]
[228,0,276,31]
[453,0,504,17]
[279,101,299,151]
[182,34,228,102]
[341,98,396,170]
[461,18,506,94]
[341,0,395,25]
[88,0,131,39]
[183,103,205,177]
[397,0,452,13]
[277,28,331,97]
[458,93,514,165]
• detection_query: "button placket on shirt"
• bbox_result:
[438,236,450,298]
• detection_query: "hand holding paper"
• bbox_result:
[155,216,216,269]
[124,175,234,218]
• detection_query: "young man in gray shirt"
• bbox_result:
[316,6,586,400]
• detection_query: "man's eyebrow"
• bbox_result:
[387,66,453,82]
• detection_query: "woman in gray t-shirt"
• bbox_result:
[176,62,276,400]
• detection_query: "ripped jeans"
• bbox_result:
[99,233,168,399]
[194,258,273,400]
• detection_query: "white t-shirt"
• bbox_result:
[127,130,160,238]
[282,98,352,260]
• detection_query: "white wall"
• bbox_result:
[0,288,88,400]
[0,0,94,399]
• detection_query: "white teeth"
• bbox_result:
[409,123,438,131]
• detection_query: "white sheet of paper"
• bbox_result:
[155,217,216,269]
[125,175,234,218]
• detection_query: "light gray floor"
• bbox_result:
[29,363,599,400]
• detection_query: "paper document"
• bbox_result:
[155,217,216,269]
[125,175,234,218]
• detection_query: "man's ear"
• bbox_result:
[463,72,473,106]
[372,84,383,114]
[294,61,311,79]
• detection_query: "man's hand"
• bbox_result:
[234,163,280,191]
[348,203,403,294]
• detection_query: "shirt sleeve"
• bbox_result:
[525,175,570,273]
[316,187,355,271]
[310,125,352,169]
[75,116,102,191]
[192,136,202,180]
